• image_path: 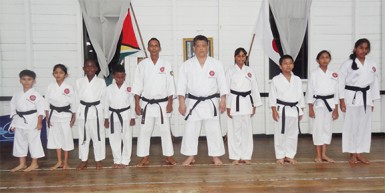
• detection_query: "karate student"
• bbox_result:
[132,38,176,166]
[177,35,229,166]
[269,55,305,165]
[306,50,339,163]
[339,38,380,164]
[226,47,262,165]
[75,59,107,170]
[45,64,76,170]
[10,70,45,172]
[104,65,135,168]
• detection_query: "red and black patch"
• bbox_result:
[209,70,215,76]
[372,66,376,72]
[64,88,70,94]
[126,87,131,92]
[160,67,165,73]
[247,72,252,78]
[332,72,338,78]
[29,95,36,101]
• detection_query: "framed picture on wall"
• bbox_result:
[183,37,214,61]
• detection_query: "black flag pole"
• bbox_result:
[130,2,148,58]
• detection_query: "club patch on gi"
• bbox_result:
[29,95,36,101]
[332,72,338,78]
[372,66,376,72]
[160,67,165,73]
[247,72,252,78]
[64,88,70,94]
[209,70,215,77]
[126,87,131,92]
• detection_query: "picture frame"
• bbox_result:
[183,37,214,61]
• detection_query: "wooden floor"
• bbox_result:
[0,134,384,193]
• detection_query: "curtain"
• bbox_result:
[78,0,131,77]
[269,0,312,61]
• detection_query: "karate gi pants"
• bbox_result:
[13,128,45,158]
[274,116,299,159]
[227,115,253,160]
[78,119,106,162]
[342,106,372,153]
[47,118,74,151]
[108,120,132,165]
[136,117,174,157]
[312,107,333,146]
[181,118,225,157]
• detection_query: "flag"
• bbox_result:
[119,9,140,62]
[254,0,281,65]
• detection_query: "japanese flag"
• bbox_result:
[254,0,281,65]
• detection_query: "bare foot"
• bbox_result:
[276,159,284,164]
[285,157,297,164]
[243,160,252,165]
[349,154,358,164]
[314,158,322,163]
[24,164,39,172]
[321,156,335,163]
[212,157,223,165]
[165,156,177,165]
[112,164,120,169]
[10,164,27,172]
[232,160,240,165]
[182,156,195,166]
[62,164,70,170]
[95,161,103,170]
[136,157,150,167]
[119,164,128,169]
[356,154,370,164]
[76,161,88,170]
[50,162,63,170]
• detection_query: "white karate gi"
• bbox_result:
[269,73,305,159]
[177,56,229,156]
[132,57,175,157]
[226,65,262,160]
[104,81,135,165]
[339,58,380,153]
[10,88,45,158]
[45,81,75,151]
[306,67,339,146]
[75,75,106,162]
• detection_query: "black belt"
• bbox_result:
[109,106,130,134]
[345,85,370,112]
[14,110,37,124]
[185,93,220,120]
[313,94,334,112]
[47,104,71,127]
[80,100,101,143]
[141,96,168,124]
[276,99,301,134]
[230,89,254,112]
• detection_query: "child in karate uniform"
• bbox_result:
[10,70,45,172]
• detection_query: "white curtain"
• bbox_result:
[78,0,131,77]
[269,0,312,61]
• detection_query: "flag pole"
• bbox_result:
[130,2,147,58]
[246,33,256,66]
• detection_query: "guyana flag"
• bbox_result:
[119,9,140,63]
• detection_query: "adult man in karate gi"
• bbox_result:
[178,35,228,165]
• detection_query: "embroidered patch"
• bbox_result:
[29,95,36,101]
[126,87,131,92]
[372,66,376,72]
[160,67,165,72]
[64,88,70,94]
[209,70,215,76]
[332,72,338,78]
[247,72,252,78]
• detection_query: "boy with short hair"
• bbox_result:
[104,65,135,168]
[75,59,107,170]
[269,55,305,164]
[10,69,45,172]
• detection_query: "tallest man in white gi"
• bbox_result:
[178,35,229,165]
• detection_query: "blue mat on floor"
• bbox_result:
[0,115,47,143]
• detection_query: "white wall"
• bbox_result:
[0,0,383,135]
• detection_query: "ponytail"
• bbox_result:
[349,53,358,70]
